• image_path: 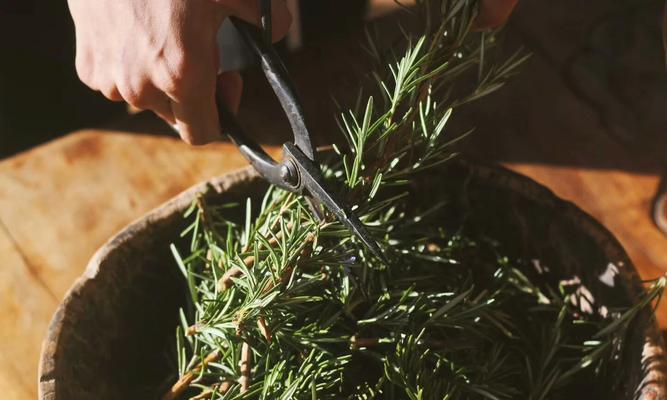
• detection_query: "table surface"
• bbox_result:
[3,1,667,396]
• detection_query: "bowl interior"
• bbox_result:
[39,163,664,399]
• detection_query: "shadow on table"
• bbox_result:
[107,0,667,176]
[458,0,667,175]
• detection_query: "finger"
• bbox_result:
[74,48,124,102]
[169,72,242,145]
[158,14,222,145]
[218,0,292,42]
[169,82,220,145]
[116,78,176,124]
[217,70,243,114]
[151,97,176,125]
[140,83,176,124]
[100,84,123,102]
[474,0,518,30]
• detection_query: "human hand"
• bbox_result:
[68,0,291,144]
[475,0,518,30]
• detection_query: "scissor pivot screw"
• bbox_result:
[280,160,300,188]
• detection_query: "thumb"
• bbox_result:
[217,71,244,115]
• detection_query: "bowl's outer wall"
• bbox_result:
[38,162,666,399]
[38,168,267,399]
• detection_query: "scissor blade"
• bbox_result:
[283,143,388,264]
[306,178,388,264]
[334,203,389,265]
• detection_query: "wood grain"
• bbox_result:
[0,223,52,400]
[0,131,280,400]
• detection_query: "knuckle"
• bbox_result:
[117,80,147,108]
[74,54,95,87]
[157,55,197,99]
[100,84,119,101]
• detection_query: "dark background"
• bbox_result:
[0,0,126,158]
[0,0,370,159]
[1,0,667,174]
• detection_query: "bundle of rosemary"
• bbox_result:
[163,1,665,399]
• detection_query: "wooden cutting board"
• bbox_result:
[0,130,665,399]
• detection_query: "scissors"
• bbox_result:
[218,0,387,263]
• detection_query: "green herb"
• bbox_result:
[162,1,665,399]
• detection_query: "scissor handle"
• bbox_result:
[217,103,295,191]
[217,7,317,191]
[218,2,388,263]
[229,16,316,161]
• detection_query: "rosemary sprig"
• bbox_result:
[163,1,664,399]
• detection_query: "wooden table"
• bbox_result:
[3,1,667,396]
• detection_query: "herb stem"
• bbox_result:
[191,382,232,400]
[218,223,295,291]
[162,350,221,400]
[239,342,252,393]
[257,316,272,342]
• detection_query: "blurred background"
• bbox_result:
[1,0,666,398]
[1,0,392,157]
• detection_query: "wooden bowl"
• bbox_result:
[38,161,666,399]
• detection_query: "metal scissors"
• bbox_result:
[218,0,387,263]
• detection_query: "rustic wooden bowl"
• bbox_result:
[39,161,666,399]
